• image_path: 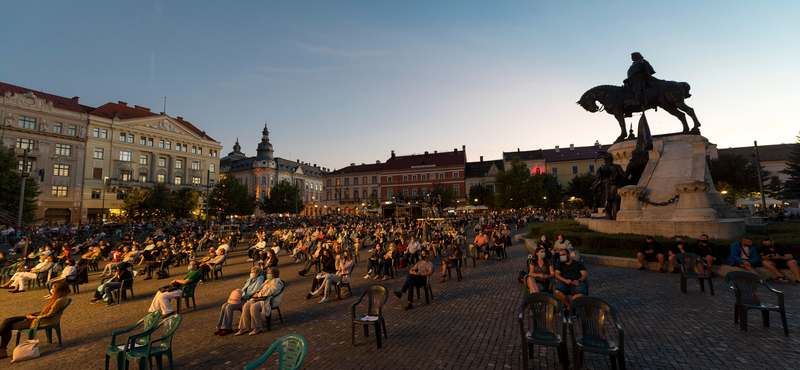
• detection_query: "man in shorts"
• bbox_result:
[760,237,799,284]
[693,234,717,276]
[637,236,665,272]
[554,249,588,310]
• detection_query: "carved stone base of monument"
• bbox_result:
[580,134,745,240]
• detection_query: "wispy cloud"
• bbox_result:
[290,41,386,59]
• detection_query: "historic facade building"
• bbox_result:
[1,82,89,225]
[465,156,504,197]
[220,125,325,216]
[380,146,467,205]
[82,101,222,221]
[321,162,383,213]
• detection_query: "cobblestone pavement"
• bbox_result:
[3,229,800,370]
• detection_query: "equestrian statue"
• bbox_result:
[578,52,701,143]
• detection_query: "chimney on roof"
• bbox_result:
[595,140,600,147]
[517,148,520,152]
[570,144,575,151]
[376,160,381,164]
[424,151,429,156]
[480,156,483,162]
[391,150,395,158]
[434,150,437,153]
[555,146,560,153]
[362,163,365,165]
[176,116,183,120]
[72,96,79,102]
[350,163,355,166]
[453,148,457,153]
[118,101,127,106]
[462,145,466,151]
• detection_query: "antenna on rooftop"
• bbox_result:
[163,97,167,115]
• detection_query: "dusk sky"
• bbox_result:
[2,1,798,169]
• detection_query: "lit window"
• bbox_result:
[16,138,35,150]
[93,147,104,159]
[157,174,165,183]
[18,160,33,172]
[120,170,132,181]
[174,176,182,185]
[192,176,201,185]
[119,151,132,161]
[140,155,148,165]
[53,164,70,177]
[139,173,147,182]
[51,186,68,197]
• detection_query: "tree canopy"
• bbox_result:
[494,157,534,209]
[566,173,597,208]
[259,179,304,214]
[210,175,256,217]
[708,152,770,202]
[782,134,800,199]
[0,147,40,223]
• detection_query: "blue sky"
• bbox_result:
[2,1,798,169]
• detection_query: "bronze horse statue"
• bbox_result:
[577,80,701,142]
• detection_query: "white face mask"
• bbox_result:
[250,273,257,279]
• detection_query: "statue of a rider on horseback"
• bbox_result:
[578,53,701,143]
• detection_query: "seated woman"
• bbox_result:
[305,249,335,296]
[379,243,398,280]
[174,242,194,267]
[236,267,284,336]
[438,245,462,283]
[526,248,554,293]
[262,249,278,269]
[1,255,55,293]
[491,230,505,261]
[45,259,77,295]
[0,281,71,359]
[100,247,128,277]
[567,242,582,262]
[91,263,132,306]
[364,244,384,279]
[290,236,312,263]
[55,245,71,263]
[308,250,354,303]
[214,267,264,336]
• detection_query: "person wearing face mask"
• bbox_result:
[554,249,588,310]
[667,236,690,273]
[394,250,434,310]
[236,267,284,336]
[473,231,489,260]
[214,267,264,336]
[537,235,552,254]
[147,260,202,316]
[526,247,554,293]
[1,255,55,293]
[90,262,132,306]
[567,242,581,262]
[0,281,70,359]
[692,234,717,276]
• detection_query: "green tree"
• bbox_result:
[122,189,150,221]
[764,175,784,199]
[172,187,199,219]
[468,183,494,208]
[365,192,380,209]
[209,176,256,218]
[147,182,173,220]
[532,173,564,209]
[494,157,533,209]
[566,173,597,207]
[259,179,304,214]
[782,134,800,199]
[0,148,40,223]
[714,181,740,204]
[429,182,456,208]
[708,153,770,197]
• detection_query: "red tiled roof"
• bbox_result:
[328,163,384,175]
[542,144,610,163]
[0,82,84,113]
[382,150,466,171]
[90,102,215,141]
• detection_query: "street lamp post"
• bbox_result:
[101,177,109,223]
[17,150,29,228]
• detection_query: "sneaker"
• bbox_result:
[394,290,402,299]
[311,290,321,297]
[638,266,647,271]
[363,274,371,279]
[249,328,262,336]
[659,268,666,273]
[318,298,328,304]
[106,302,116,307]
[234,329,248,336]
[402,303,413,310]
[439,277,446,283]
[775,276,789,283]
[382,276,388,281]
[373,275,380,280]
[305,293,314,300]
[246,258,253,262]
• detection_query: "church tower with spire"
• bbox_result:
[255,123,274,161]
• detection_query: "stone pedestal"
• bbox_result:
[580,134,745,239]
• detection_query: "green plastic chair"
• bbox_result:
[244,334,307,370]
[124,314,182,370]
[105,312,161,370]
[16,298,72,346]
[173,280,199,314]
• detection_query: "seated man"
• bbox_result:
[760,237,800,284]
[692,234,717,275]
[727,236,760,274]
[1,255,55,292]
[200,248,226,278]
[439,245,462,282]
[405,237,421,265]
[147,260,202,316]
[554,249,588,310]
[393,250,434,310]
[667,236,690,274]
[637,236,666,272]
[473,231,489,260]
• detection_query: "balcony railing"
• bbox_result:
[14,147,40,156]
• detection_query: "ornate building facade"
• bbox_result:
[82,101,222,221]
[220,124,325,216]
[1,82,89,225]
